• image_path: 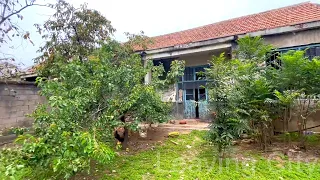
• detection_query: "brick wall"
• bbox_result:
[0,81,45,130]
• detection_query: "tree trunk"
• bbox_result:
[121,127,129,150]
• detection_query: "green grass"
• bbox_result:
[2,131,320,179]
[99,131,320,180]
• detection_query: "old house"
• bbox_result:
[138,2,320,120]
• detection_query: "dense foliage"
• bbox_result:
[0,1,185,179]
[0,41,184,179]
[206,36,320,154]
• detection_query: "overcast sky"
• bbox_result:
[2,0,319,68]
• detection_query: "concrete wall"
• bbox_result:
[274,109,320,133]
[264,28,320,48]
[0,81,45,130]
[171,102,184,120]
[179,48,229,67]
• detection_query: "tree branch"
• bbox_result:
[0,3,49,26]
[1,0,9,19]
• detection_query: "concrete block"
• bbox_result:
[11,101,24,106]
[28,105,37,112]
[10,111,26,118]
[0,114,10,119]
[0,118,10,125]
[0,96,15,101]
[0,100,11,107]
[0,107,10,115]
[14,95,29,101]
[9,90,17,96]
[30,95,41,100]
[21,90,37,95]
[0,90,10,96]
[16,116,26,122]
[24,100,36,105]
[0,109,11,118]
[2,117,17,124]
[16,120,33,127]
[16,106,29,111]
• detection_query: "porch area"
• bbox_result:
[151,47,231,120]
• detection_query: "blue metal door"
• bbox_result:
[197,88,209,119]
[198,100,209,119]
[184,100,196,119]
[183,88,209,119]
[180,65,210,119]
[184,89,196,118]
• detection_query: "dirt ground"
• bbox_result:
[235,138,320,163]
[124,127,191,154]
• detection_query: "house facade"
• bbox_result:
[139,2,320,120]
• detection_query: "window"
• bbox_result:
[267,51,281,69]
[153,59,173,80]
[267,44,320,68]
[195,66,206,80]
[185,89,194,100]
[199,88,206,100]
[305,46,320,60]
[179,65,209,82]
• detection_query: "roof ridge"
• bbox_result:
[151,2,314,39]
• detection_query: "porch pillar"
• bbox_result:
[230,38,238,59]
[141,53,151,84]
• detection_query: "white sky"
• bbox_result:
[1,0,319,67]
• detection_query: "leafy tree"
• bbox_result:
[270,50,320,94]
[0,39,184,180]
[0,1,185,179]
[206,36,275,152]
[34,0,117,76]
[206,36,320,153]
[270,51,320,148]
[272,90,300,134]
[235,35,273,60]
[205,53,247,157]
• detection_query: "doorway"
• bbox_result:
[184,88,207,119]
[195,89,199,118]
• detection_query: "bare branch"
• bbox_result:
[1,0,9,19]
[0,3,49,26]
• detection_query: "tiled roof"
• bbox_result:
[146,2,320,50]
